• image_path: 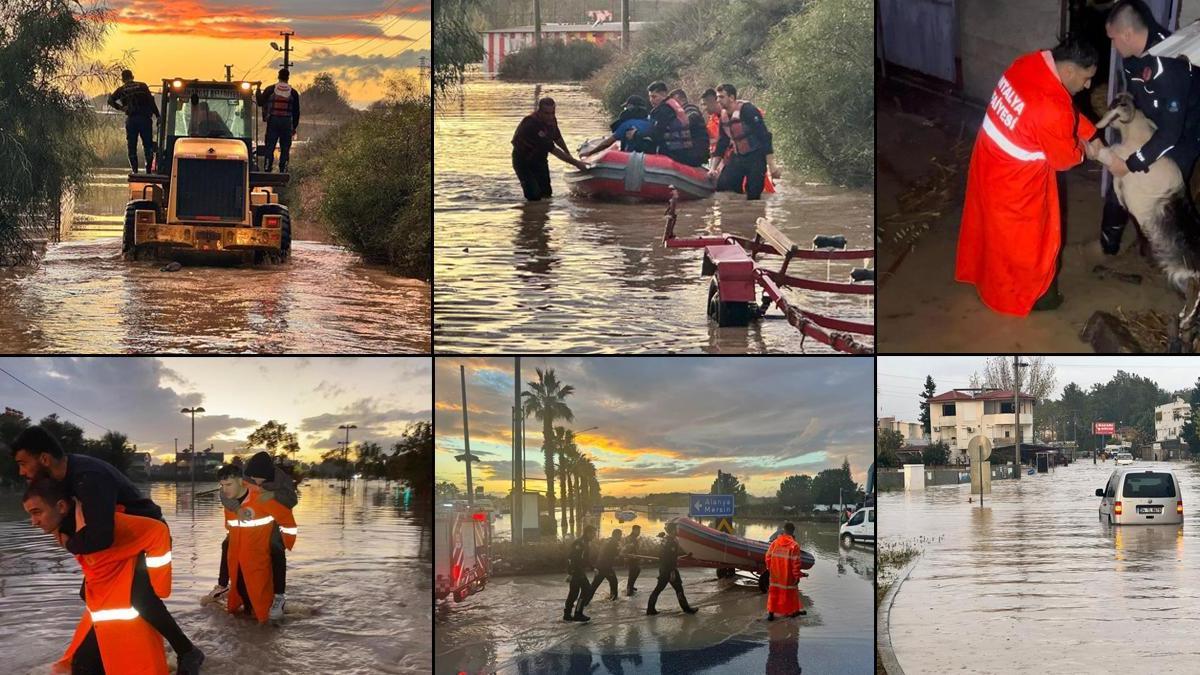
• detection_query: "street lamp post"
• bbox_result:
[338,424,357,482]
[180,407,205,491]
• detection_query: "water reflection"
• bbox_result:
[0,480,431,674]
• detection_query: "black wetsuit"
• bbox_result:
[588,536,621,600]
[512,113,564,201]
[647,532,694,612]
[564,536,593,617]
[624,534,641,594]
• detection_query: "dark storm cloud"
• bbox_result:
[299,47,430,80]
[300,397,430,449]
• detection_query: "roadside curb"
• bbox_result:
[877,557,919,675]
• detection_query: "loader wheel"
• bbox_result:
[123,200,157,258]
[253,204,291,263]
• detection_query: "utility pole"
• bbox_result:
[621,0,630,51]
[272,31,294,70]
[224,65,233,82]
[458,365,477,507]
[181,407,205,492]
[1013,356,1022,480]
[534,0,542,49]
[338,423,357,482]
[513,356,523,545]
[418,56,427,90]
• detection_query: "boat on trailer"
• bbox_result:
[670,517,814,592]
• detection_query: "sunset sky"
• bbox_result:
[434,358,874,498]
[86,0,431,106]
[0,357,431,464]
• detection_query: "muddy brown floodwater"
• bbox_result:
[881,461,1200,674]
[0,169,430,354]
[434,78,873,353]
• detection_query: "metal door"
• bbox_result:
[878,0,958,83]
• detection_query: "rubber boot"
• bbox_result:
[767,612,776,621]
[1032,277,1063,311]
[573,612,590,622]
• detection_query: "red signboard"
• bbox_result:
[1093,421,1115,435]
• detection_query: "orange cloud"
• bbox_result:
[434,400,492,415]
[106,0,424,41]
[574,432,684,460]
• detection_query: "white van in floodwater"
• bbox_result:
[1114,452,1134,465]
[1096,468,1183,525]
[839,506,875,545]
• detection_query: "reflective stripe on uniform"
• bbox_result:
[91,607,139,622]
[981,116,1046,162]
[769,582,798,590]
[145,551,172,568]
[278,526,298,536]
[227,515,275,528]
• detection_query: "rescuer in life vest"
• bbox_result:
[765,521,806,621]
[217,456,298,623]
[710,83,776,200]
[205,455,298,620]
[563,524,596,622]
[580,95,655,159]
[646,521,698,615]
[954,39,1099,316]
[701,88,777,194]
[107,69,160,174]
[259,68,301,173]
[11,426,205,674]
[668,88,714,168]
[647,81,707,167]
[21,477,175,675]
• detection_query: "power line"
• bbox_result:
[0,366,110,432]
[242,44,274,80]
[383,26,431,59]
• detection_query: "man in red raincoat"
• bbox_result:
[956,40,1100,315]
[765,522,805,621]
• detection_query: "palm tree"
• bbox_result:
[561,444,578,534]
[553,426,579,535]
[522,368,575,539]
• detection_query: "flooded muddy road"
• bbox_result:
[434,79,873,353]
[881,461,1200,674]
[436,519,873,674]
[0,480,431,674]
[0,169,430,354]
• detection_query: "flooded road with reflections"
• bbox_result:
[434,79,873,353]
[0,169,430,354]
[881,461,1200,674]
[437,517,873,674]
[0,479,431,674]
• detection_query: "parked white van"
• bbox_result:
[839,506,875,545]
[1095,468,1183,525]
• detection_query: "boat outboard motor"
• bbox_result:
[813,234,846,250]
[850,268,875,282]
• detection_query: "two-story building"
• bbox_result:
[929,389,1035,460]
[878,416,929,445]
[1155,397,1191,443]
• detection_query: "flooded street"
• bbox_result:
[437,517,873,674]
[0,169,430,354]
[881,461,1200,673]
[0,480,431,674]
[434,78,873,353]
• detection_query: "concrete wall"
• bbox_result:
[957,0,1062,103]
[880,464,1018,491]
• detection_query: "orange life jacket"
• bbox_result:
[660,98,694,152]
[765,534,803,615]
[269,82,293,118]
[56,512,173,675]
[708,111,776,193]
[225,483,297,623]
[720,101,766,155]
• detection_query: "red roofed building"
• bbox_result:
[929,389,1035,458]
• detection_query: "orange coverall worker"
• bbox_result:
[225,483,297,623]
[765,532,803,615]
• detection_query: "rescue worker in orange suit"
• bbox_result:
[765,522,806,621]
[710,83,775,200]
[563,524,596,622]
[955,40,1100,315]
[512,97,589,201]
[647,81,706,167]
[624,524,642,596]
[108,69,160,174]
[646,521,698,615]
[587,529,623,601]
[701,88,777,194]
[22,477,174,675]
[11,426,205,674]
[205,456,297,620]
[1099,2,1200,254]
[219,458,298,623]
[259,68,300,173]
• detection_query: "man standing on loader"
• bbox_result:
[107,69,160,174]
[259,68,301,172]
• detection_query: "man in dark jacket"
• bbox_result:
[587,529,623,601]
[647,81,705,167]
[259,68,301,172]
[669,88,712,167]
[512,97,588,201]
[646,521,698,615]
[11,426,205,674]
[564,525,596,621]
[624,524,642,595]
[107,69,160,174]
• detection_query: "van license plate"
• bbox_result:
[1137,505,1163,514]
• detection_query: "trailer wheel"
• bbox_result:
[706,279,719,319]
[757,569,769,594]
[453,589,467,602]
[707,279,752,327]
[123,200,157,257]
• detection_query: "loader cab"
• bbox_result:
[156,79,261,174]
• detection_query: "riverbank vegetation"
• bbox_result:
[498,40,615,81]
[588,0,872,187]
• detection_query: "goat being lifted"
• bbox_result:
[1097,92,1200,328]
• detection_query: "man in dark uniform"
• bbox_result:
[669,88,712,167]
[11,426,206,674]
[624,524,642,595]
[564,525,596,622]
[107,69,160,174]
[646,81,705,167]
[710,83,774,200]
[259,68,301,172]
[1100,1,1200,253]
[512,97,588,201]
[646,521,698,615]
[587,529,622,601]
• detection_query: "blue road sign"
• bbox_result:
[689,494,735,518]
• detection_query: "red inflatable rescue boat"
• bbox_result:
[568,147,715,202]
